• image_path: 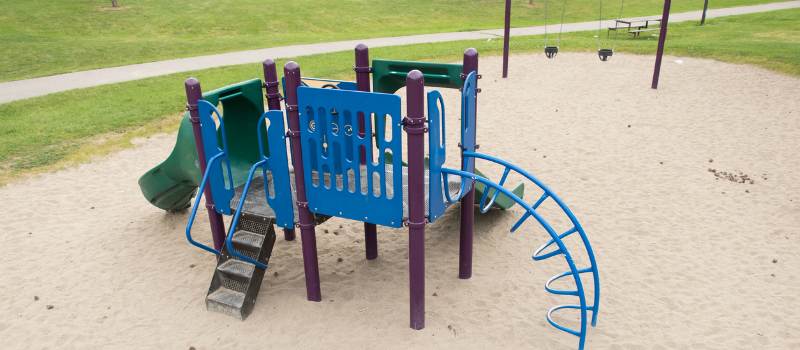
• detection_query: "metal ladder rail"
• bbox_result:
[225,109,295,270]
[225,160,270,269]
[442,156,599,350]
[185,152,226,255]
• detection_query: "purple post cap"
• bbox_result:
[284,61,299,72]
[263,59,278,80]
[463,48,478,74]
[355,43,368,53]
[406,69,423,84]
[185,77,202,103]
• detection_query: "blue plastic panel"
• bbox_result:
[297,86,404,228]
[427,90,447,223]
[198,100,234,215]
[460,71,477,195]
[258,110,295,228]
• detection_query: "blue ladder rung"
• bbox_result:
[532,226,577,261]
[510,211,531,232]
[544,267,594,295]
[546,304,595,337]
[479,167,512,214]
[532,191,549,210]
[511,192,549,232]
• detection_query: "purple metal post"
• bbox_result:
[651,0,672,89]
[354,44,379,261]
[459,49,478,279]
[263,59,296,242]
[502,0,511,78]
[284,62,321,302]
[405,70,427,330]
[185,78,226,256]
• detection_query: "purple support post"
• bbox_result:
[354,44,379,261]
[284,62,321,302]
[405,70,427,330]
[185,78,226,256]
[651,0,672,89]
[502,0,511,78]
[263,59,296,242]
[459,49,479,280]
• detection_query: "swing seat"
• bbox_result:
[544,46,559,59]
[598,49,613,61]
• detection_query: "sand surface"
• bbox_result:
[1,53,799,349]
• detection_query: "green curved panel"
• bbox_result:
[372,59,464,94]
[138,78,269,211]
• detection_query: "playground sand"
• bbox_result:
[1,52,799,349]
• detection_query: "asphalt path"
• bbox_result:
[1,1,798,103]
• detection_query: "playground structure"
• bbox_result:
[139,45,600,349]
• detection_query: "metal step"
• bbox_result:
[217,259,256,279]
[206,287,248,319]
[204,215,277,321]
[231,230,265,249]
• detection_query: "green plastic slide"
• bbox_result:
[138,79,268,211]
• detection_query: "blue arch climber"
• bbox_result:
[441,151,600,349]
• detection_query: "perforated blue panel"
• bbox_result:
[460,71,478,193]
[259,110,295,228]
[297,87,404,228]
[427,90,447,223]
[198,100,234,215]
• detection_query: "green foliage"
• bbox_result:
[0,0,784,81]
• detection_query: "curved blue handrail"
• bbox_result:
[443,151,600,350]
[185,153,226,255]
[478,167,511,213]
[462,151,600,326]
[443,172,471,204]
[226,159,269,270]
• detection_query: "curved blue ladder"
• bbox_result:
[442,151,600,350]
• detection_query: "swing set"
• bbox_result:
[501,0,673,88]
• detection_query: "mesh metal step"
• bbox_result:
[231,230,265,249]
[205,216,277,321]
[217,259,256,279]
[206,287,248,319]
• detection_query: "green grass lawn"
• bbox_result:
[0,0,786,82]
[0,7,798,185]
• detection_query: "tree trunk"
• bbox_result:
[111,0,118,7]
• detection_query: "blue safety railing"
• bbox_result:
[225,109,295,269]
[441,151,600,350]
[197,100,235,215]
[296,86,404,228]
[185,152,226,255]
[226,159,269,269]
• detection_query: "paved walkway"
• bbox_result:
[2,1,798,104]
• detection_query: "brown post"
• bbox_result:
[185,78,226,256]
[502,0,511,78]
[284,62,321,301]
[405,70,427,330]
[459,49,478,279]
[354,44,379,261]
[651,0,672,89]
[263,59,296,242]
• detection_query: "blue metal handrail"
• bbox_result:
[225,159,269,269]
[185,152,226,255]
[443,151,600,350]
[478,167,511,213]
[462,151,600,325]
